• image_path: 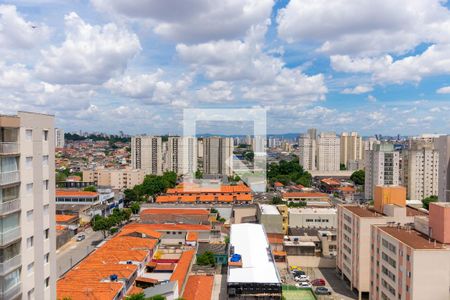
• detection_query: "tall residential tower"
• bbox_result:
[131,136,162,175]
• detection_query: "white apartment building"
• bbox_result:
[316,132,340,171]
[0,112,56,300]
[340,132,363,170]
[131,136,162,175]
[289,208,337,229]
[402,136,439,200]
[364,143,400,200]
[82,168,145,190]
[54,128,64,148]
[166,137,198,175]
[203,137,233,176]
[436,135,450,202]
[298,133,316,171]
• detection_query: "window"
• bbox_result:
[44,253,49,264]
[45,277,50,288]
[4,269,20,291]
[27,236,34,248]
[43,180,49,190]
[27,262,34,275]
[27,288,35,300]
[43,204,49,215]
[26,157,33,168]
[26,129,32,141]
[26,210,33,222]
[43,130,48,141]
[42,155,49,166]
[26,183,33,194]
[44,228,49,239]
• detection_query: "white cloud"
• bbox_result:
[36,12,141,84]
[277,0,450,56]
[367,95,377,102]
[437,86,450,94]
[341,85,373,94]
[92,0,274,43]
[0,62,31,88]
[196,81,234,103]
[0,5,50,49]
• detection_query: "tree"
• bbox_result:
[124,189,138,206]
[125,293,146,300]
[340,163,346,170]
[83,185,97,192]
[244,151,254,162]
[350,170,365,185]
[130,202,140,214]
[197,251,215,266]
[271,196,283,205]
[92,215,112,238]
[195,169,203,179]
[422,195,438,210]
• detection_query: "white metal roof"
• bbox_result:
[228,224,281,284]
[260,204,280,215]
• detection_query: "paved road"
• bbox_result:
[314,268,358,300]
[56,228,104,277]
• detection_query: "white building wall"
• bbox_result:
[317,132,340,171]
[131,136,162,175]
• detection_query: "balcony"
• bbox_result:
[0,198,20,215]
[0,143,19,155]
[0,227,20,246]
[0,171,20,186]
[0,281,21,300]
[0,254,21,275]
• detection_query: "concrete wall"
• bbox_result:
[287,256,336,268]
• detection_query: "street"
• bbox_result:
[56,228,104,277]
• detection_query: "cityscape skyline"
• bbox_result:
[2,1,450,135]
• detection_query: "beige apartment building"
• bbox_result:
[402,136,439,200]
[298,133,316,171]
[364,143,400,200]
[83,168,145,190]
[337,195,415,299]
[0,112,56,300]
[340,132,363,170]
[203,137,233,176]
[436,135,450,202]
[166,136,198,175]
[316,132,340,172]
[131,135,162,175]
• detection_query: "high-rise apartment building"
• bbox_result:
[82,168,146,190]
[316,132,340,171]
[340,132,363,170]
[166,137,198,175]
[0,112,56,300]
[436,135,450,202]
[402,136,439,200]
[54,128,64,148]
[298,133,316,171]
[203,137,233,176]
[364,143,400,200]
[131,136,162,175]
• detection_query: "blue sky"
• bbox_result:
[1,0,450,136]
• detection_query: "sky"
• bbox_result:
[1,0,450,135]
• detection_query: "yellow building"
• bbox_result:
[373,185,406,213]
[276,205,289,234]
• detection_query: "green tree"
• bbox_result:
[422,195,438,210]
[271,196,283,205]
[195,169,203,179]
[130,202,140,214]
[244,151,254,162]
[350,170,365,185]
[92,215,112,239]
[340,163,347,170]
[124,189,138,206]
[148,295,166,300]
[125,293,146,300]
[83,185,97,192]
[197,251,215,266]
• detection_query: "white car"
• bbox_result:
[294,275,310,282]
[296,282,312,288]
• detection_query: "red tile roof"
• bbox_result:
[141,208,209,216]
[56,190,98,197]
[170,250,195,293]
[183,275,214,300]
[56,214,77,223]
[186,232,199,242]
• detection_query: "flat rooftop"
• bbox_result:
[260,204,280,215]
[342,205,381,218]
[378,226,448,250]
[289,207,336,214]
[228,224,281,284]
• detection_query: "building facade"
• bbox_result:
[83,168,145,190]
[316,132,340,171]
[131,136,162,175]
[0,112,56,300]
[436,135,450,202]
[298,133,316,171]
[365,143,400,200]
[55,128,64,148]
[167,137,198,175]
[340,132,363,170]
[203,137,233,176]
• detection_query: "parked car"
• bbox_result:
[296,282,312,289]
[294,275,310,282]
[292,270,306,276]
[311,278,326,286]
[76,234,86,242]
[315,287,332,295]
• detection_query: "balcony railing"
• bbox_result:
[0,143,19,155]
[0,227,21,246]
[0,171,20,186]
[0,254,21,275]
[0,281,21,299]
[0,198,20,215]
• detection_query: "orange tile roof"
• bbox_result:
[186,232,198,242]
[283,192,329,198]
[378,226,447,250]
[56,190,98,197]
[127,285,143,296]
[218,195,234,202]
[343,205,381,218]
[199,195,215,202]
[57,279,123,300]
[167,184,251,194]
[273,250,287,256]
[140,224,211,232]
[170,250,195,294]
[321,178,341,185]
[337,186,356,192]
[180,195,197,203]
[141,209,209,216]
[154,263,176,271]
[236,194,252,201]
[135,277,159,284]
[156,195,179,203]
[56,225,66,231]
[274,181,284,187]
[56,214,77,222]
[117,224,162,239]
[183,275,214,300]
